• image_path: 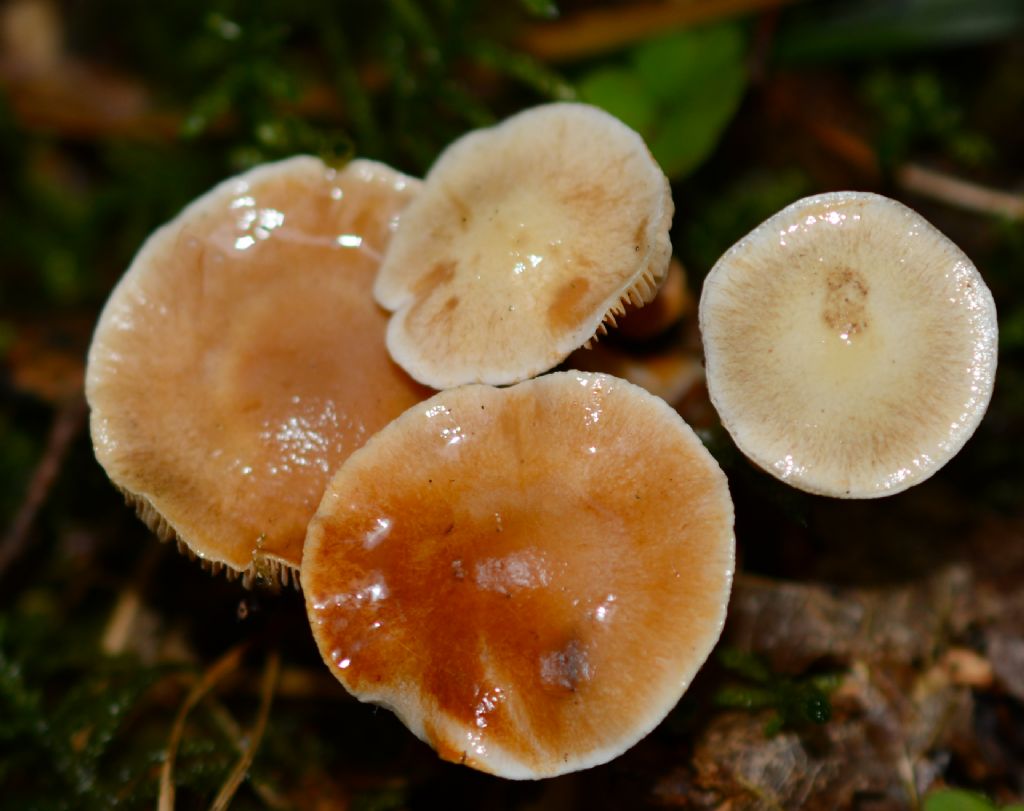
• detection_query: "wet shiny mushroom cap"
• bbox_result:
[302,371,734,779]
[374,103,674,389]
[86,157,432,583]
[699,191,998,498]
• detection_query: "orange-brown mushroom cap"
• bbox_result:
[302,371,734,778]
[374,103,674,389]
[86,157,432,583]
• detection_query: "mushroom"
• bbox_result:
[86,156,432,585]
[302,371,734,778]
[699,191,998,498]
[374,102,674,389]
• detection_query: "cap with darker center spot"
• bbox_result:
[374,103,674,389]
[86,157,432,584]
[301,371,734,778]
[699,191,998,498]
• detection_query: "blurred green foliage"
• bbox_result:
[925,788,1024,811]
[863,68,993,169]
[0,608,181,809]
[714,648,840,736]
[775,0,1024,62]
[0,0,573,313]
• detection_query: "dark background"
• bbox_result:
[1,1,1022,809]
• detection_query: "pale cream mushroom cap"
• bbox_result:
[302,371,734,779]
[86,156,431,583]
[374,103,673,389]
[699,191,998,498]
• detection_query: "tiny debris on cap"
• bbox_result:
[302,371,735,779]
[86,156,432,585]
[374,102,674,389]
[699,191,998,498]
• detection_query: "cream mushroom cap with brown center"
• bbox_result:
[699,191,998,498]
[374,102,674,389]
[86,156,432,584]
[301,371,734,779]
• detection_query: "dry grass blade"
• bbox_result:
[897,163,1024,221]
[774,80,1024,222]
[518,0,801,61]
[159,644,248,811]
[208,651,281,811]
[205,696,292,810]
[0,392,86,580]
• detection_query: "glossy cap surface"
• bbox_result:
[87,157,431,579]
[375,103,673,388]
[302,371,734,778]
[699,191,998,498]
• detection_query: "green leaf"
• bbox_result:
[924,789,999,811]
[632,24,745,104]
[578,68,656,135]
[647,76,744,179]
[575,23,748,179]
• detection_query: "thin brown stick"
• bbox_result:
[100,544,163,655]
[519,0,802,62]
[158,645,248,811]
[204,696,292,810]
[773,80,1024,221]
[208,651,281,811]
[897,163,1024,221]
[0,392,86,580]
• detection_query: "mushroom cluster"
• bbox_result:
[87,102,997,779]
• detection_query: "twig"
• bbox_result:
[159,645,248,811]
[209,651,281,811]
[0,392,86,581]
[518,0,802,62]
[100,544,163,655]
[773,80,1024,221]
[897,163,1024,221]
[205,695,292,810]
